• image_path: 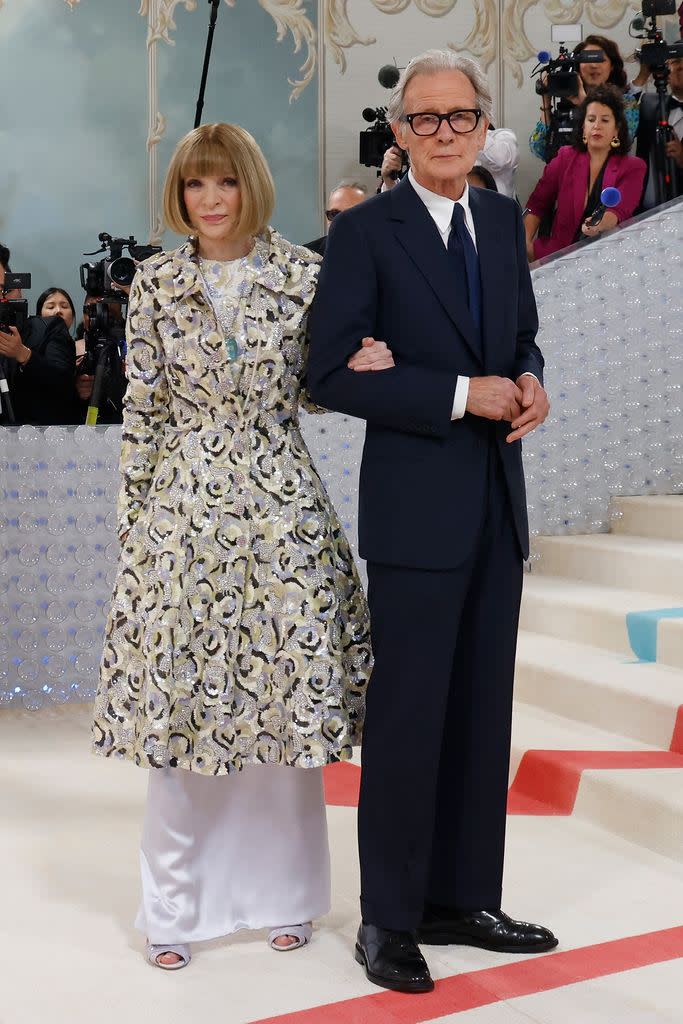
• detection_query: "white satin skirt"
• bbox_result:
[135,763,331,944]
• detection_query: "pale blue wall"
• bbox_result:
[1,1,319,325]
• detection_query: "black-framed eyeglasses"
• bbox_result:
[402,109,482,136]
[325,208,341,222]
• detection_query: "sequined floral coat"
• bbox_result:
[92,232,371,775]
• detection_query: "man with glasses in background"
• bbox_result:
[305,180,368,257]
[309,50,555,994]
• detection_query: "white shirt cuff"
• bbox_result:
[520,372,540,383]
[451,375,470,420]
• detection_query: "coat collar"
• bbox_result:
[166,230,315,306]
[388,176,482,365]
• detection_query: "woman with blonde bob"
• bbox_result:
[92,123,387,969]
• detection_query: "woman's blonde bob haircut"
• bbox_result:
[163,123,276,240]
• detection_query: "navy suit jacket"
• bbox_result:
[307,177,544,568]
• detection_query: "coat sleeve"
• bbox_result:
[19,318,76,417]
[307,212,458,439]
[526,149,565,219]
[116,267,170,541]
[511,204,544,384]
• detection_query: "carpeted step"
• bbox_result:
[610,495,683,542]
[520,575,680,660]
[515,632,683,751]
[510,701,655,782]
[532,534,683,598]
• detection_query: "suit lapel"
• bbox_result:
[389,178,482,365]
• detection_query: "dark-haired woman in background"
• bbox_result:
[36,287,77,334]
[530,35,641,162]
[524,85,646,260]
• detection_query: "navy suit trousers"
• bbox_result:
[358,440,523,931]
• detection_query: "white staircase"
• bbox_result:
[512,494,683,860]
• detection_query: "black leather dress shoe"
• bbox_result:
[417,907,558,953]
[355,922,435,993]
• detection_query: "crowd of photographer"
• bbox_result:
[0,235,159,427]
[362,19,682,255]
[1,8,680,430]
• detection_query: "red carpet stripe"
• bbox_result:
[668,705,683,753]
[249,925,683,1024]
[507,749,683,815]
[323,762,361,806]
[325,750,683,817]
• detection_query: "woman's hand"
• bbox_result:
[581,210,618,238]
[347,336,395,372]
[569,77,587,107]
[0,325,31,363]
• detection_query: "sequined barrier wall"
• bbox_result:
[1,200,682,709]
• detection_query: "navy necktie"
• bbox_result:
[448,202,482,335]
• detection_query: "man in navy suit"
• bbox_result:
[308,50,556,993]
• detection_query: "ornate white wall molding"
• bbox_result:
[324,0,497,74]
[503,0,638,86]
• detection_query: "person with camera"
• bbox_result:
[636,56,683,209]
[67,289,127,425]
[92,122,381,971]
[36,287,77,333]
[0,249,76,425]
[531,35,641,162]
[305,180,368,256]
[525,84,647,260]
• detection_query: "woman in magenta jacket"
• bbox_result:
[525,84,646,261]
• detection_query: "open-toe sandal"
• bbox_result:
[267,922,312,951]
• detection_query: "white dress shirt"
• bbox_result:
[408,170,537,420]
[408,170,473,419]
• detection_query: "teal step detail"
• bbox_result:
[626,608,683,662]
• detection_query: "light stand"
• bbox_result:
[194,0,222,129]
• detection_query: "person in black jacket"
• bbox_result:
[0,261,76,425]
[305,180,368,257]
[636,57,683,210]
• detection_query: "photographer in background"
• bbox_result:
[305,181,368,257]
[636,56,683,209]
[68,289,127,424]
[531,35,641,162]
[36,287,77,334]
[525,85,646,259]
[0,248,76,426]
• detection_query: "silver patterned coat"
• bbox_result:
[92,232,371,775]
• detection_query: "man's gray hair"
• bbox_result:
[330,179,369,196]
[386,50,493,124]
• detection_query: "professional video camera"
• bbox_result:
[360,106,396,169]
[0,272,30,333]
[78,232,160,424]
[80,231,159,295]
[531,25,604,162]
[630,0,683,204]
[359,63,407,179]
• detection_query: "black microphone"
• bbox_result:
[586,187,621,227]
[377,64,400,89]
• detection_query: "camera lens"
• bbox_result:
[108,256,136,287]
